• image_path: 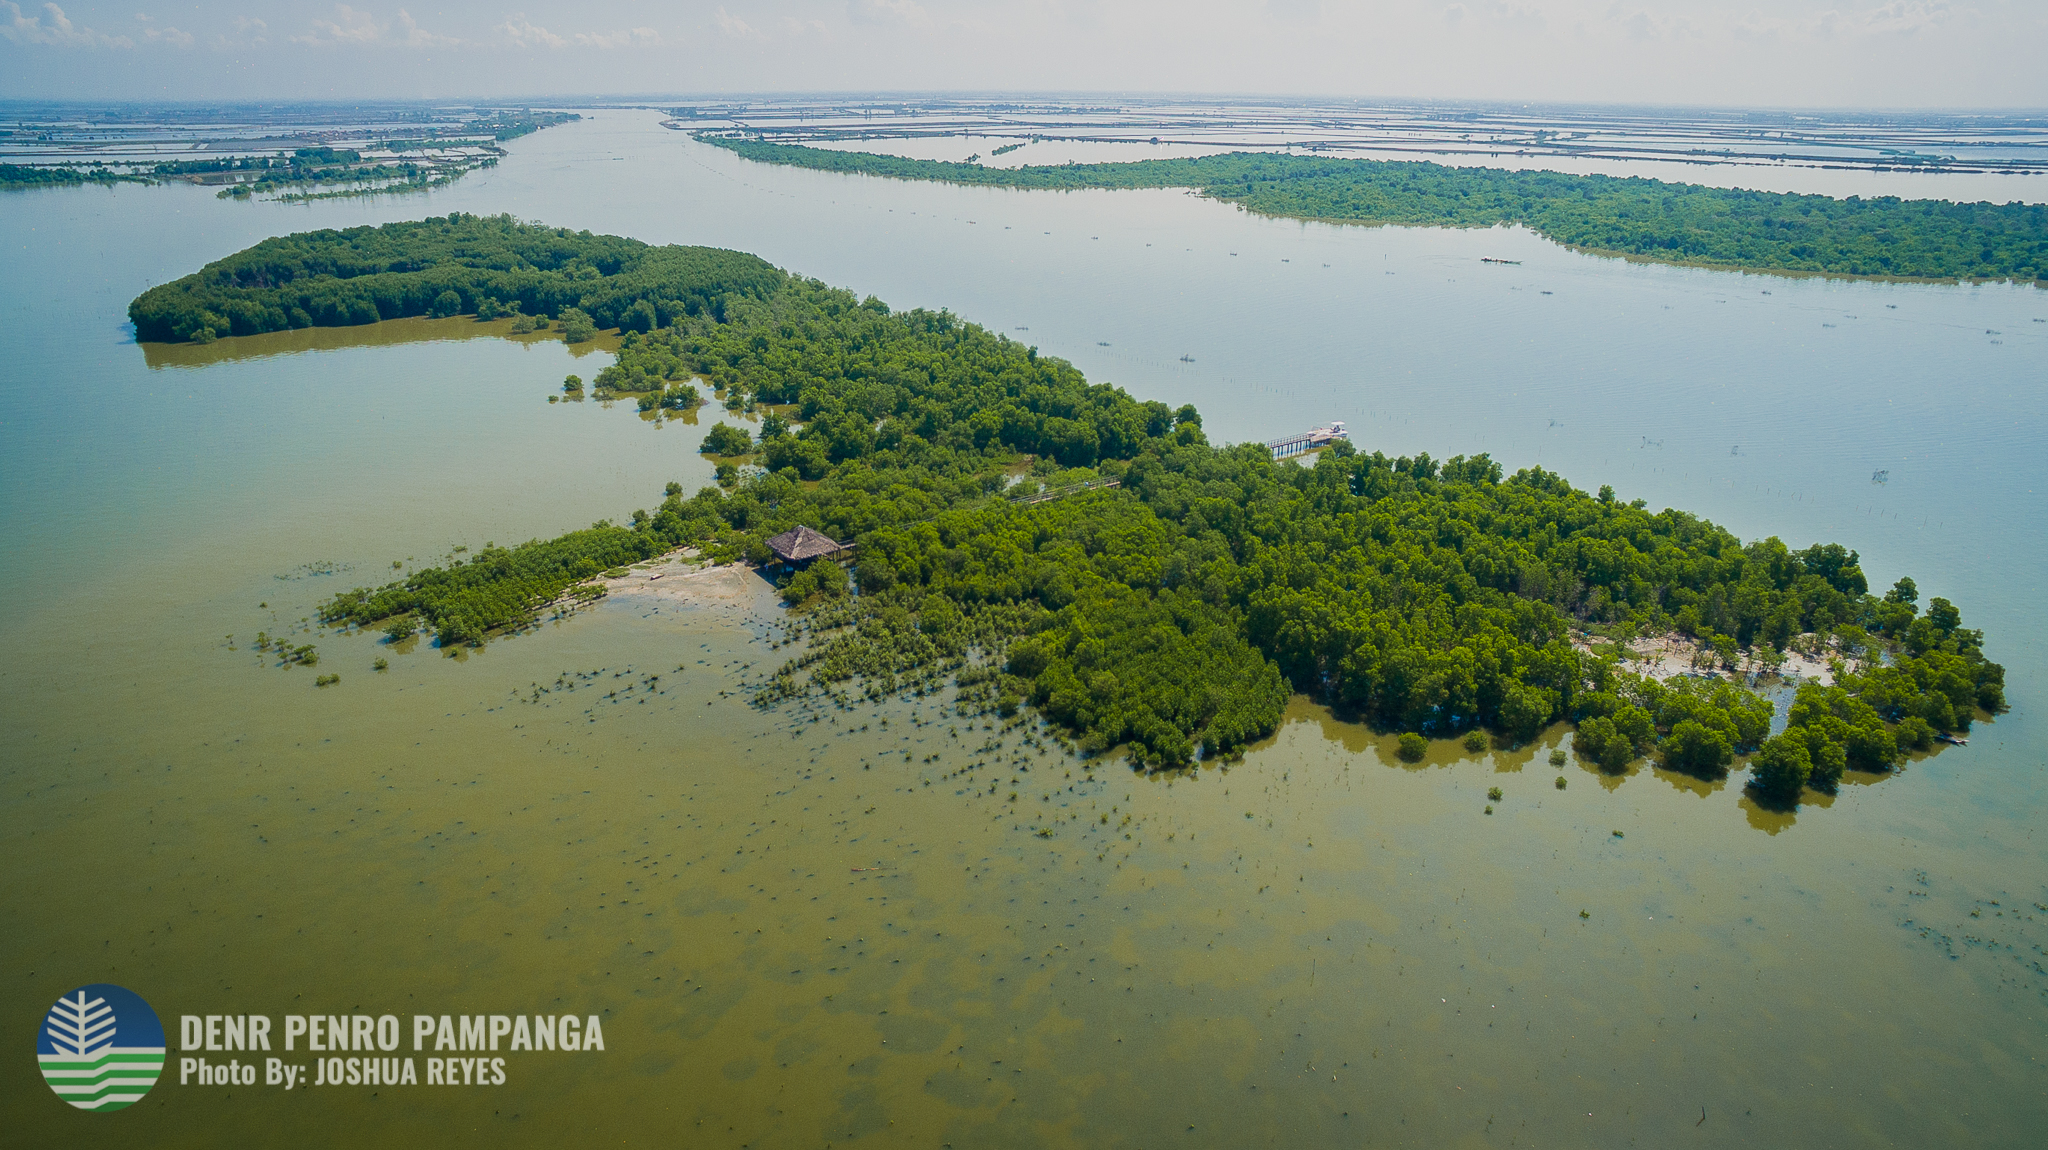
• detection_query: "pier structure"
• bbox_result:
[1267,421,1349,460]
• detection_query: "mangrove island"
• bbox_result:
[136,215,2006,807]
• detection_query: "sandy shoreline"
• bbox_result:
[1571,630,1840,687]
[588,550,773,609]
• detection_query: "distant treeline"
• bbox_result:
[702,138,2048,283]
[465,110,580,142]
[11,111,574,204]
[128,214,783,343]
[154,147,369,178]
[0,163,132,188]
[252,217,2003,793]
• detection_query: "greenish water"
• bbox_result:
[3,110,2046,1146]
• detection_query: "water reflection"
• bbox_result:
[1739,793,1799,834]
[1648,765,1729,800]
[139,313,624,369]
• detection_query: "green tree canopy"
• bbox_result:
[704,138,2048,283]
[263,217,2004,786]
[128,214,783,343]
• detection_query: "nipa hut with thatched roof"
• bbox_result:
[763,524,850,569]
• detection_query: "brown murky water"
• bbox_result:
[8,561,2039,1147]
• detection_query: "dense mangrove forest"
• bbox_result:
[143,217,2003,801]
[128,213,782,344]
[702,138,2048,284]
[1,162,133,187]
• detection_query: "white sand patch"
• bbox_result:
[596,550,777,610]
[1570,630,1840,687]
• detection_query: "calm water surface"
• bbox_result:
[3,111,2046,1147]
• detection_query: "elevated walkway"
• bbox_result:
[1267,421,1349,460]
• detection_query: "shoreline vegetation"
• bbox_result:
[696,137,2048,285]
[139,217,2005,810]
[128,213,781,345]
[4,111,577,200]
[0,162,134,188]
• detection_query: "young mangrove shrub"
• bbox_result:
[620,298,658,334]
[314,673,339,687]
[429,289,463,318]
[373,657,389,671]
[714,462,739,487]
[1555,775,1567,789]
[1748,733,1813,803]
[563,374,583,393]
[1661,719,1736,778]
[1463,730,1489,753]
[1548,748,1568,767]
[1487,786,1504,802]
[1396,733,1428,763]
[560,307,597,344]
[1894,715,1936,752]
[701,422,752,456]
[779,560,848,605]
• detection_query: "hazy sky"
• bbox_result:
[2,1,2042,107]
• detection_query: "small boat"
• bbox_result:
[1481,257,1521,265]
[1936,734,1968,747]
[1179,354,1195,363]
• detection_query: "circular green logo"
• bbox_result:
[38,984,165,1111]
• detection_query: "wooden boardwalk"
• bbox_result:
[1008,477,1121,506]
[1267,422,1349,460]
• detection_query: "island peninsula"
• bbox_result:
[698,137,2048,285]
[136,215,2005,806]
